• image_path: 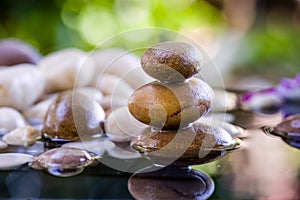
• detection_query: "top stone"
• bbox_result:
[141,41,202,83]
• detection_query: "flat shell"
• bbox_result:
[0,153,33,170]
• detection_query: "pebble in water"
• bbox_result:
[42,90,105,141]
[274,114,300,134]
[0,153,33,170]
[263,114,300,149]
[29,147,98,177]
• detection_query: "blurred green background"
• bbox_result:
[0,0,300,83]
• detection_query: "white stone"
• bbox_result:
[23,97,55,125]
[90,48,153,89]
[95,73,133,99]
[99,95,128,111]
[0,153,33,170]
[0,107,27,135]
[0,64,45,111]
[39,48,96,93]
[74,87,104,104]
[197,117,246,138]
[2,126,41,147]
[105,107,148,142]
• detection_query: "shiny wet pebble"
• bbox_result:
[0,153,33,170]
[262,114,300,149]
[274,114,300,134]
[29,147,97,177]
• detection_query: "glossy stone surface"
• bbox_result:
[42,90,105,141]
[274,114,300,134]
[264,114,300,149]
[128,78,213,129]
[30,147,96,177]
[141,41,202,83]
[131,123,239,166]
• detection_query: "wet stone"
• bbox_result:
[29,147,98,177]
[263,114,300,149]
[274,114,300,134]
[0,153,33,170]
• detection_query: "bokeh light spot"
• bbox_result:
[78,6,118,46]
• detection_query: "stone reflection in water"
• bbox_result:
[219,129,300,199]
[128,165,214,200]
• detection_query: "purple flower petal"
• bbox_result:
[295,74,300,86]
[241,88,279,103]
[279,78,294,89]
